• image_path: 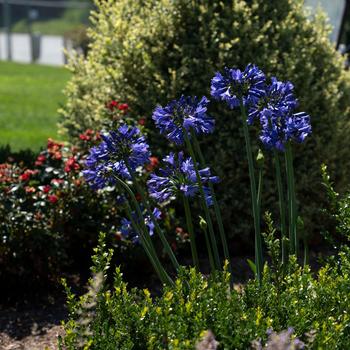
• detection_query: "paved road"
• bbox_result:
[0,32,72,66]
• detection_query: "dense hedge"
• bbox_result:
[59,0,350,242]
[60,233,350,349]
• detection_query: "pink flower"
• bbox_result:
[48,194,58,204]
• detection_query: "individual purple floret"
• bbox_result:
[120,207,161,244]
[152,95,214,145]
[147,152,219,206]
[211,63,266,109]
[83,124,150,189]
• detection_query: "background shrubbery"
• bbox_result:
[0,134,121,300]
[59,0,350,245]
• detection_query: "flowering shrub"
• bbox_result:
[0,134,130,298]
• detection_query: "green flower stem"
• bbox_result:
[285,143,298,257]
[191,131,232,274]
[126,165,180,271]
[114,177,173,285]
[239,103,263,282]
[182,195,200,269]
[273,150,288,266]
[123,198,170,285]
[183,130,221,270]
[257,166,263,212]
[199,216,216,272]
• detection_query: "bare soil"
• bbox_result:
[0,303,66,350]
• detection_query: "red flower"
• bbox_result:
[20,169,37,182]
[107,100,119,111]
[79,133,90,141]
[53,151,62,160]
[35,154,46,166]
[20,172,31,181]
[138,118,146,126]
[48,194,58,204]
[118,103,129,112]
[64,157,80,172]
[79,129,95,141]
[146,156,159,172]
[47,138,63,149]
[43,185,51,193]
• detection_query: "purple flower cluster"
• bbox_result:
[247,77,297,125]
[253,78,311,151]
[211,65,311,151]
[152,96,214,145]
[120,207,161,243]
[211,64,266,108]
[147,152,219,205]
[83,124,150,189]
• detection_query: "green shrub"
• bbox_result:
[59,0,350,240]
[60,233,350,349]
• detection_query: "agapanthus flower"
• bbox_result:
[211,64,266,109]
[259,108,311,151]
[147,152,219,205]
[83,124,150,189]
[247,77,297,125]
[152,95,214,145]
[120,207,161,243]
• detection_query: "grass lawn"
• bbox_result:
[0,61,70,151]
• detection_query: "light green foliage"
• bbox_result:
[60,0,350,239]
[0,62,70,151]
[60,234,350,349]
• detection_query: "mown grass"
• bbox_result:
[12,8,91,36]
[0,61,70,151]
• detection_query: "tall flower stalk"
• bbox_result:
[191,131,231,273]
[183,194,199,269]
[152,96,228,271]
[83,124,175,284]
[125,163,180,271]
[183,131,221,269]
[248,74,311,262]
[211,64,266,281]
[115,179,172,285]
[274,150,288,265]
[147,151,220,270]
[239,104,264,281]
[285,143,297,256]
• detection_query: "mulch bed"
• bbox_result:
[0,302,66,350]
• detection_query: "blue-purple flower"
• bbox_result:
[245,77,312,151]
[120,207,162,243]
[211,64,266,109]
[259,108,311,151]
[248,77,298,125]
[83,124,150,189]
[152,96,214,145]
[147,152,219,205]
